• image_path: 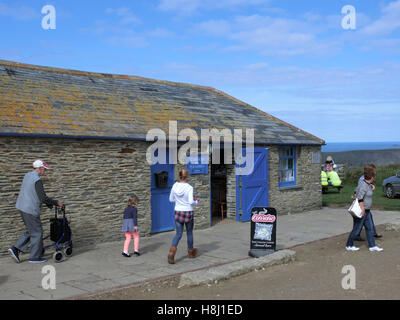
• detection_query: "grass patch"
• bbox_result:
[322,164,400,211]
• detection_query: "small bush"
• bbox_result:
[342,164,400,186]
[343,166,363,185]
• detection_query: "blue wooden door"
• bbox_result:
[236,147,269,222]
[150,152,175,233]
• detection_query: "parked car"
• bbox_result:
[382,173,400,198]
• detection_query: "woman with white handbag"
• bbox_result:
[345,164,383,252]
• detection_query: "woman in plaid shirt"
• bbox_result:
[168,168,199,264]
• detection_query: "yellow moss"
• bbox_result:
[1,75,211,137]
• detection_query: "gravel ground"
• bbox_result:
[82,225,400,300]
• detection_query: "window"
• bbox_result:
[279,146,296,187]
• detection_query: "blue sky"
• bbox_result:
[1,0,399,143]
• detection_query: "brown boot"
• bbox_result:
[168,246,177,264]
[188,248,198,258]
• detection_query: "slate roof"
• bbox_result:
[0,60,324,145]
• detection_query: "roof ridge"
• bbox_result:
[0,59,214,91]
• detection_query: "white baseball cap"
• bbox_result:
[33,160,51,169]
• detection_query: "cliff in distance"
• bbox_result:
[322,149,400,168]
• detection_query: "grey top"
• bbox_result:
[16,171,41,216]
[356,180,374,210]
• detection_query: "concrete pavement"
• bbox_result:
[1,207,399,300]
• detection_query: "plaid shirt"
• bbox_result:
[174,211,193,223]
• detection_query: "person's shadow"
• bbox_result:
[174,241,220,263]
[140,241,165,254]
[0,275,9,286]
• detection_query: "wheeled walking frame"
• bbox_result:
[43,206,73,262]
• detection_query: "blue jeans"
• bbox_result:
[346,210,376,248]
[171,218,194,249]
[356,211,377,237]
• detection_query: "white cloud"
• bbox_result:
[82,23,175,47]
[146,28,175,38]
[193,14,341,56]
[106,33,149,48]
[105,7,141,25]
[331,1,400,54]
[190,2,400,57]
[245,62,269,70]
[360,0,400,36]
[158,1,400,57]
[81,7,176,47]
[158,0,271,15]
[158,0,202,15]
[193,20,232,36]
[230,22,316,56]
[80,19,149,48]
[156,61,400,104]
[357,37,400,54]
[81,8,176,48]
[0,2,37,21]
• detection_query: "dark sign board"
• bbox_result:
[249,207,277,258]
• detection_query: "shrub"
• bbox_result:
[343,164,400,186]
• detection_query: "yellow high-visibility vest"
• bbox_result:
[321,171,328,186]
[327,171,342,187]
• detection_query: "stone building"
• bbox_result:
[0,60,325,256]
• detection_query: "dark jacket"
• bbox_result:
[123,206,138,227]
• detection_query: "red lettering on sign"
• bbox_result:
[252,214,276,223]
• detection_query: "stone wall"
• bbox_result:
[218,145,322,220]
[268,145,322,214]
[0,136,214,257]
[226,164,236,219]
[175,163,211,230]
[0,136,321,257]
[0,137,154,257]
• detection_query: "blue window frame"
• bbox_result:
[279,146,296,187]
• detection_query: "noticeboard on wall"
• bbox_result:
[312,152,321,164]
[186,154,209,175]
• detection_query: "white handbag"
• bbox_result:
[348,198,362,218]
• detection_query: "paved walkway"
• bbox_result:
[1,207,399,300]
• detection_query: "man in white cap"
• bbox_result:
[8,160,63,263]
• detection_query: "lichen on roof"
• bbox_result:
[0,60,324,145]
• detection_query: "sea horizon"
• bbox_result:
[322,141,400,153]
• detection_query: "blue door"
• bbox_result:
[150,153,175,233]
[236,147,269,222]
